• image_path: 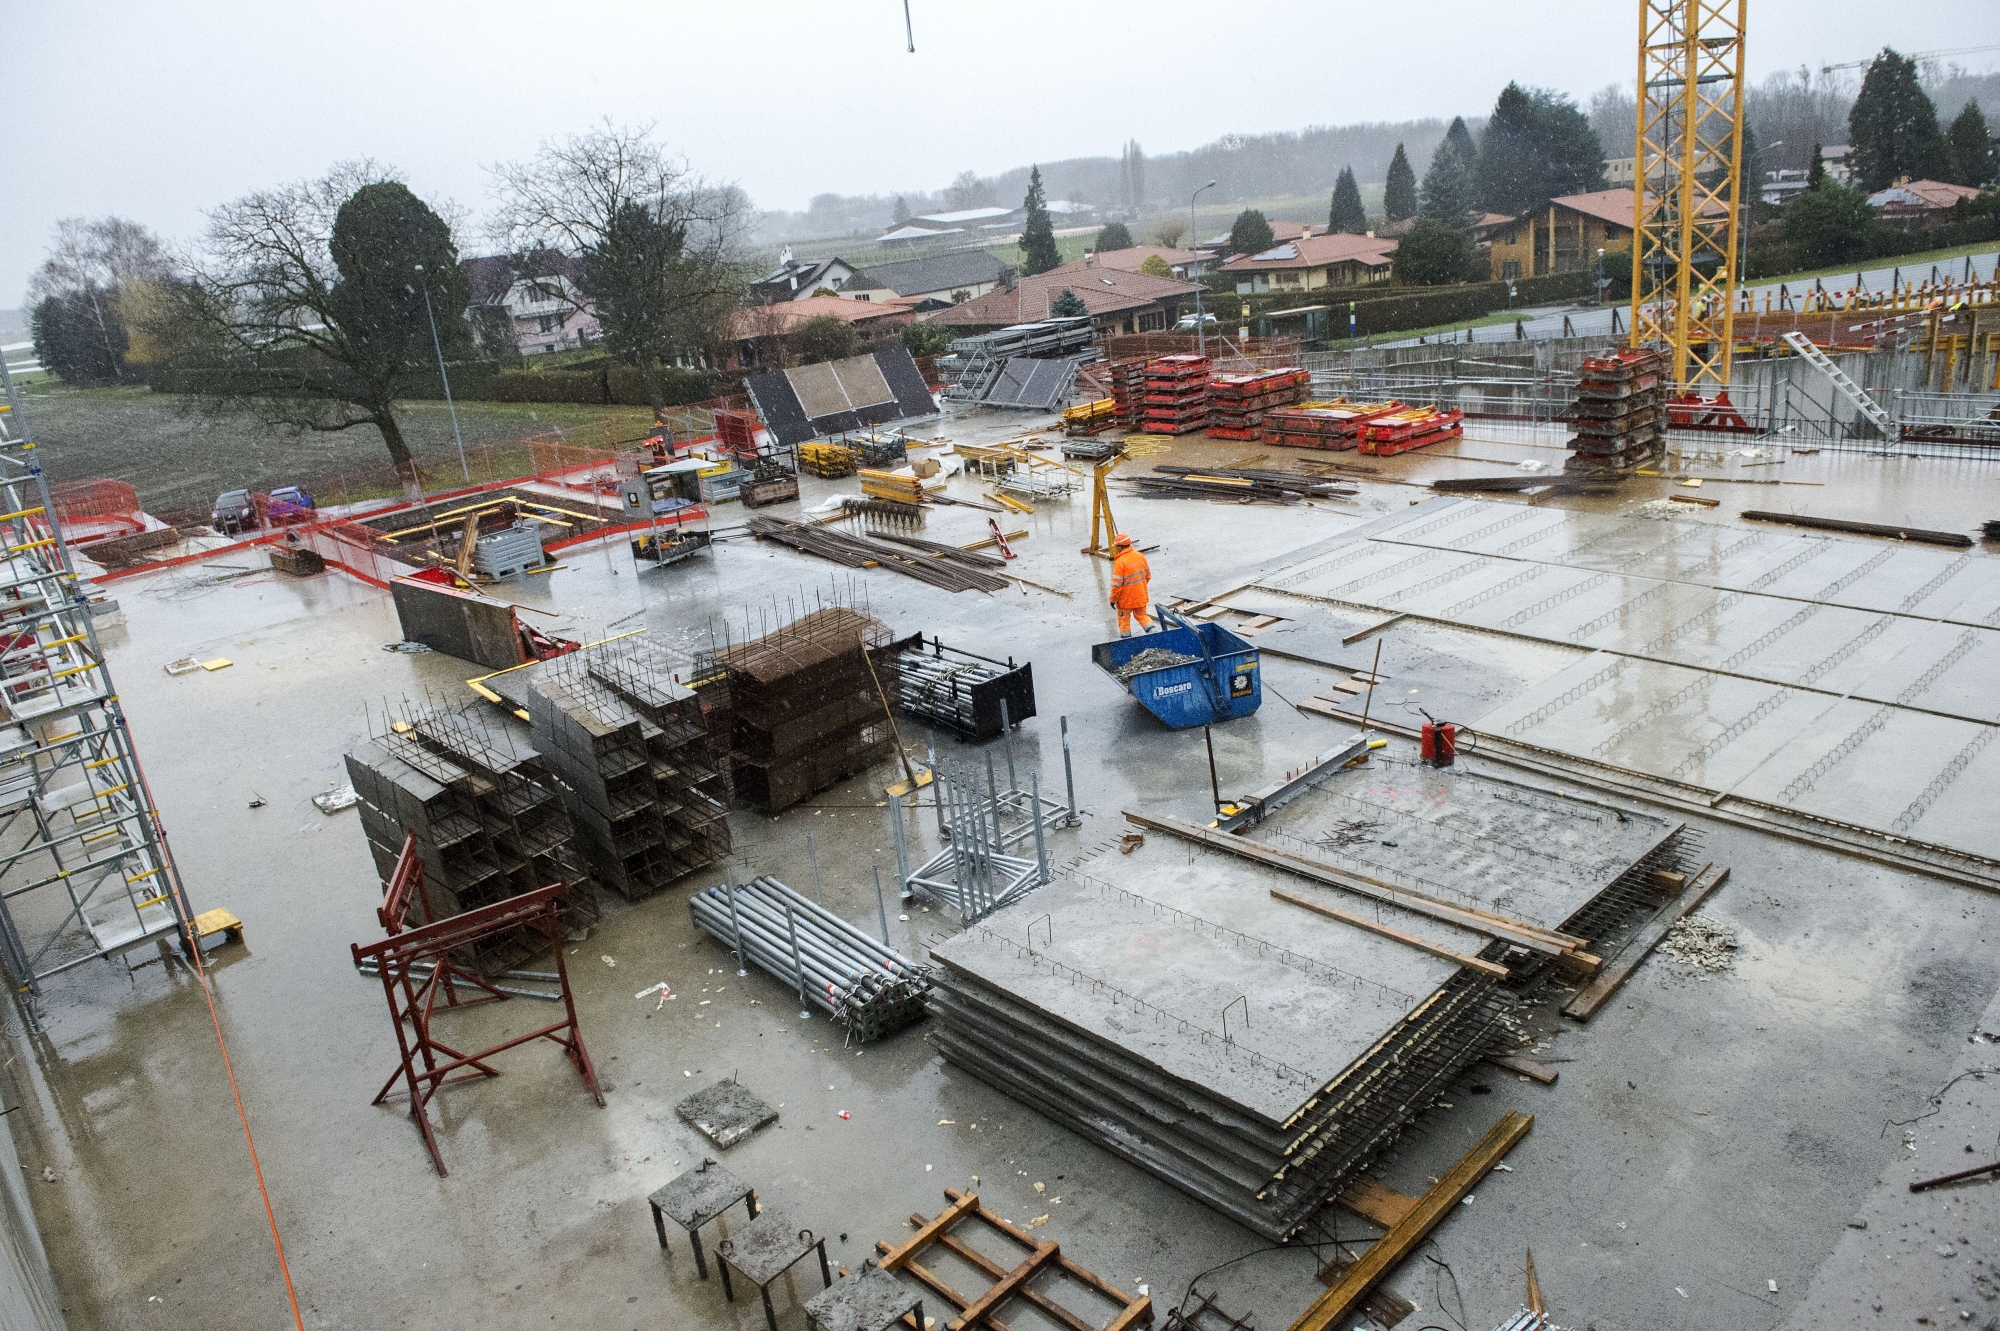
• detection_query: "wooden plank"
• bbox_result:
[927,1227,1096,1331]
[1271,888,1509,978]
[1315,1252,1419,1327]
[879,1189,980,1271]
[940,1190,1148,1326]
[1127,811,1584,955]
[1485,1053,1559,1085]
[954,1241,1060,1329]
[1336,1177,1417,1228]
[1563,863,1729,1021]
[1342,616,1404,646]
[874,1249,1018,1331]
[1288,1113,1534,1331]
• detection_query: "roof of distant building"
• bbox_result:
[912,207,1017,225]
[459,251,583,306]
[731,294,922,340]
[1050,246,1206,275]
[1868,178,1983,211]
[851,249,1006,296]
[1220,232,1398,272]
[934,268,1199,328]
[880,224,967,243]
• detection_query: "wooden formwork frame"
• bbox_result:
[876,1189,1153,1331]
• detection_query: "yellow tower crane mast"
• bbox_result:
[1631,0,1748,389]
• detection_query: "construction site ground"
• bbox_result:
[5,402,1997,1330]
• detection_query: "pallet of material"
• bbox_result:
[1144,354,1213,380]
[798,442,858,477]
[1356,407,1465,455]
[858,468,926,504]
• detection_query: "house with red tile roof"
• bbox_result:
[1219,232,1399,295]
[931,267,1201,335]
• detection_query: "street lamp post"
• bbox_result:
[1191,180,1217,357]
[412,263,470,484]
[1596,247,1606,306]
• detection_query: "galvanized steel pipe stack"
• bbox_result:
[688,875,930,1042]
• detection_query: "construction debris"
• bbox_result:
[1113,647,1198,680]
[1658,914,1739,972]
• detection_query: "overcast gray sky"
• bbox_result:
[6,0,1994,304]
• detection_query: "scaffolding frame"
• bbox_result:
[0,358,192,994]
[1632,0,1747,387]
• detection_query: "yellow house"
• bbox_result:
[1221,232,1399,295]
[1485,189,1640,282]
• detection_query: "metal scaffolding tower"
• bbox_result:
[0,357,192,993]
[1631,0,1747,387]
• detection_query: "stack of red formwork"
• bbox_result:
[1565,348,1665,474]
[1205,368,1312,439]
[1105,358,1150,428]
[1260,399,1404,451]
[714,408,761,462]
[1357,406,1466,456]
[1140,355,1213,434]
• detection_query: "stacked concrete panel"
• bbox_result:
[693,606,899,813]
[345,706,594,973]
[526,642,730,898]
[926,859,1506,1242]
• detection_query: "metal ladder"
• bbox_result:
[1781,331,1897,441]
[0,356,192,993]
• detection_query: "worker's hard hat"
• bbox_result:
[1113,532,1134,548]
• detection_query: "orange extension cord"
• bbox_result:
[132,747,306,1330]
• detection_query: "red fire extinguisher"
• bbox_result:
[1419,711,1459,767]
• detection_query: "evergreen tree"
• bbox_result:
[1328,168,1367,234]
[1019,166,1061,275]
[1848,49,1951,191]
[1228,209,1275,255]
[1946,101,1996,188]
[892,196,911,224]
[1805,142,1825,190]
[31,290,130,386]
[1095,221,1134,252]
[1783,180,1875,268]
[1050,288,1088,318]
[1383,144,1418,223]
[1443,116,1478,172]
[1419,136,1478,226]
[1476,83,1606,216]
[1391,219,1473,286]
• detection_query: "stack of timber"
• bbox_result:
[345,706,595,973]
[1140,355,1213,435]
[1565,347,1665,474]
[1061,398,1120,436]
[799,442,859,478]
[1205,368,1311,439]
[745,514,1011,593]
[527,641,731,898]
[1127,465,1358,503]
[1356,405,1466,456]
[1105,357,1149,427]
[1260,400,1403,451]
[693,606,902,812]
[858,468,926,505]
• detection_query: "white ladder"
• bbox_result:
[1781,331,1897,441]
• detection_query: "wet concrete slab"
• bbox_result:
[2,408,1997,1329]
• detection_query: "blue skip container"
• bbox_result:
[1091,611,1262,729]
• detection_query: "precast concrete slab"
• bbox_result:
[1242,753,1682,935]
[929,857,1463,1127]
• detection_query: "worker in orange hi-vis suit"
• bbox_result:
[1109,533,1155,637]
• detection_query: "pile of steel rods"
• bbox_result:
[747,514,1010,593]
[1127,465,1359,503]
[687,874,931,1042]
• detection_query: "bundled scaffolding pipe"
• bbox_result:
[688,875,930,1042]
[904,758,1047,924]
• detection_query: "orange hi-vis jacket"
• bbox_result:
[1110,547,1151,610]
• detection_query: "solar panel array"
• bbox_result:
[745,347,938,446]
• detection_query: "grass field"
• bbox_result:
[24,387,655,521]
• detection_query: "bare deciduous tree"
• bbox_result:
[491,121,749,407]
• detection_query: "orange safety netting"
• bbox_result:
[50,479,146,538]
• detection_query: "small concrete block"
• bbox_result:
[676,1079,778,1149]
[805,1262,921,1331]
[716,1205,817,1285]
[650,1159,752,1229]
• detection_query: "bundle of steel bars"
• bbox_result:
[746,514,1011,593]
[1138,465,1358,502]
[687,875,931,1042]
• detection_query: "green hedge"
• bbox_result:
[481,365,732,406]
